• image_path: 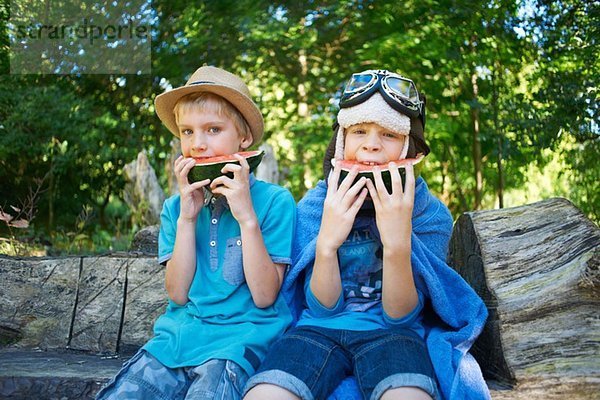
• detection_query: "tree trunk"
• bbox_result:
[448,198,600,398]
[47,139,55,231]
[296,46,309,194]
[492,67,504,208]
[447,145,469,212]
[470,72,483,210]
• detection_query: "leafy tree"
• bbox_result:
[1,0,597,254]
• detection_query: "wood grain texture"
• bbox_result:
[69,256,126,353]
[448,197,600,398]
[0,256,79,349]
[120,256,166,352]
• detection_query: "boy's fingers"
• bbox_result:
[342,177,366,207]
[365,179,380,208]
[372,166,387,196]
[209,186,231,197]
[173,156,186,172]
[221,163,242,174]
[403,163,416,199]
[338,165,359,194]
[327,162,342,196]
[176,158,196,185]
[189,179,211,193]
[349,188,369,215]
[174,155,185,169]
[389,162,403,195]
[234,153,250,170]
[210,175,235,190]
[180,158,196,174]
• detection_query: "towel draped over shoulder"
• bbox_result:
[281,177,490,400]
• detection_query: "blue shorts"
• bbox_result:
[244,325,439,400]
[96,350,248,400]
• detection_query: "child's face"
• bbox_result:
[343,122,406,164]
[177,108,252,158]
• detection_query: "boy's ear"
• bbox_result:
[240,134,253,150]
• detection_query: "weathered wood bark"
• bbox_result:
[123,150,166,226]
[448,197,600,399]
[0,254,162,354]
[120,257,166,353]
[129,224,159,255]
[68,257,127,353]
[0,257,80,349]
[255,143,280,184]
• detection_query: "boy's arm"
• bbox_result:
[367,163,419,318]
[380,234,419,318]
[165,219,198,305]
[211,155,290,308]
[239,217,286,308]
[310,239,344,309]
[310,164,368,308]
[165,156,210,305]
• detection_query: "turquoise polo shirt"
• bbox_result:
[143,175,296,376]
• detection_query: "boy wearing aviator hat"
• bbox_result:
[244,70,489,400]
[96,66,296,400]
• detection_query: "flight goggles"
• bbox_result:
[340,70,424,121]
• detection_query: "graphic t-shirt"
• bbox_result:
[297,216,425,335]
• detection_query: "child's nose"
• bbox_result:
[191,133,207,151]
[362,133,382,151]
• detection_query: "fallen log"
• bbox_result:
[448,198,600,399]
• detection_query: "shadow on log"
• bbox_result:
[448,198,600,398]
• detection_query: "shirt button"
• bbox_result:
[210,240,216,247]
[236,239,242,246]
[211,218,217,224]
[211,197,216,204]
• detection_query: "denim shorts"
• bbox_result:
[244,326,439,400]
[95,350,248,400]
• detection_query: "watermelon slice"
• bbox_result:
[188,150,264,183]
[331,155,424,193]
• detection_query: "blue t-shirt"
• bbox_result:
[143,175,296,376]
[297,215,425,336]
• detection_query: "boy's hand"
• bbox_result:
[366,162,415,249]
[175,156,210,222]
[316,163,369,253]
[210,154,256,227]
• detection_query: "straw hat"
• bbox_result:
[155,66,264,143]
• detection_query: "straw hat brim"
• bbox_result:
[155,83,264,143]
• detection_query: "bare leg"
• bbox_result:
[380,387,433,400]
[243,383,302,400]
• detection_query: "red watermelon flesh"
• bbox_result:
[188,150,264,183]
[331,155,423,192]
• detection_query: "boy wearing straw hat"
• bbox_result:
[96,66,296,400]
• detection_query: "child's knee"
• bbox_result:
[379,386,433,400]
[244,383,301,400]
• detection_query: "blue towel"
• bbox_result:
[281,177,490,400]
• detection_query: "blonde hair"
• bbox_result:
[173,92,252,141]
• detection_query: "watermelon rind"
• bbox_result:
[331,156,423,193]
[188,150,264,183]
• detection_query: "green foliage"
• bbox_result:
[0,0,597,256]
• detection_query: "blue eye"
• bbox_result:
[181,129,193,136]
[208,127,221,134]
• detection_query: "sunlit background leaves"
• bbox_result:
[0,0,597,255]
